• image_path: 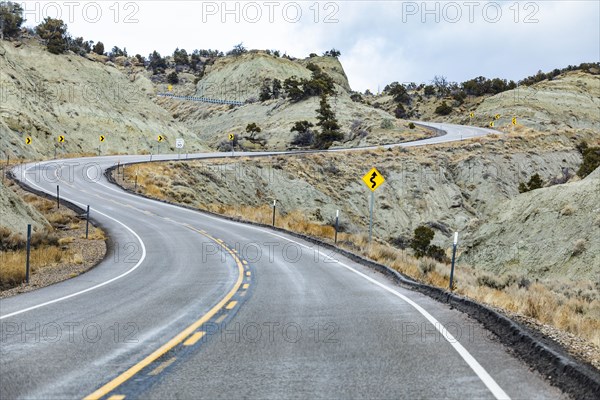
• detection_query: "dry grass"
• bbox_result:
[1,186,107,290]
[173,194,600,348]
[129,166,600,350]
[119,149,600,364]
[0,246,76,288]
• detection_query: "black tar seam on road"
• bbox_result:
[103,161,600,400]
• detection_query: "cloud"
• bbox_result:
[21,1,599,91]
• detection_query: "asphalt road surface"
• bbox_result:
[1,123,564,399]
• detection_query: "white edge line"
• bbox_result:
[5,124,507,397]
[0,165,148,321]
[262,229,511,400]
[95,164,510,400]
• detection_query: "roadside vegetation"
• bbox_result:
[0,181,106,293]
[115,134,600,368]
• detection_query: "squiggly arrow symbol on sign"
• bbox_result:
[370,172,377,188]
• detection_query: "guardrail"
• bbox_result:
[157,93,245,106]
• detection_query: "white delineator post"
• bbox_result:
[449,232,459,291]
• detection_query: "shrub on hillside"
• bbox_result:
[426,245,448,263]
[518,173,544,193]
[418,259,437,275]
[227,42,247,57]
[423,85,435,96]
[411,226,434,258]
[434,101,453,116]
[380,119,394,129]
[394,104,408,119]
[577,146,600,178]
[167,72,179,84]
[92,41,105,55]
[290,121,315,147]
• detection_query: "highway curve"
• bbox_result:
[1,123,564,399]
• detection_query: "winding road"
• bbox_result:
[1,123,563,399]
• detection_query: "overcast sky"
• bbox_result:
[21,1,600,92]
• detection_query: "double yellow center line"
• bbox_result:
[84,226,246,400]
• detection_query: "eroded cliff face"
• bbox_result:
[0,40,204,160]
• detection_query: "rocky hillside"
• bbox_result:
[127,129,599,279]
[196,52,352,102]
[0,39,203,161]
[461,167,600,280]
[159,51,427,150]
[367,70,600,135]
[0,180,47,233]
[472,71,600,132]
[158,91,430,150]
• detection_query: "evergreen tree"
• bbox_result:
[227,42,247,57]
[259,80,272,101]
[148,50,167,72]
[518,173,544,193]
[167,71,179,84]
[92,41,104,55]
[36,17,68,54]
[0,1,24,39]
[173,48,189,65]
[245,123,261,138]
[411,226,435,258]
[283,76,304,102]
[577,147,600,178]
[314,95,342,149]
[272,79,282,98]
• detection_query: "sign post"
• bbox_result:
[85,205,90,239]
[449,232,459,291]
[229,134,235,157]
[362,168,385,243]
[272,200,277,227]
[334,210,339,244]
[58,135,65,156]
[176,138,185,159]
[25,224,31,284]
[157,135,164,155]
[156,135,165,155]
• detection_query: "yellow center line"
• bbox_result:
[242,260,248,265]
[214,314,227,324]
[148,357,177,376]
[243,283,249,290]
[183,331,206,346]
[246,271,251,277]
[83,227,245,400]
[107,395,125,400]
[225,301,238,310]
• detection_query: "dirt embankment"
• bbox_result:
[0,179,106,297]
[0,39,204,161]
